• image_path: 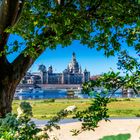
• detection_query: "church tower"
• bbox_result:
[48,65,53,74]
[38,64,47,84]
[83,68,90,82]
[68,52,79,73]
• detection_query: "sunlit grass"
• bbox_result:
[108,99,140,117]
[12,98,140,119]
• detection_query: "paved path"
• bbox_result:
[49,119,140,140]
[33,118,140,140]
[32,118,79,127]
[32,118,140,127]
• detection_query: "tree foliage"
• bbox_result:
[0,102,76,139]
[83,51,139,94]
[1,0,140,57]
[71,51,139,135]
[0,102,48,140]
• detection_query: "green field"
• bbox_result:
[12,98,140,119]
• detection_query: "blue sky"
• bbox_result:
[7,35,138,76]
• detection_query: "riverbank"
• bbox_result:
[48,119,140,140]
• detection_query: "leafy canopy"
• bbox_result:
[4,0,140,57]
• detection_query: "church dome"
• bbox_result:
[68,52,79,73]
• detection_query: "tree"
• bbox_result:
[72,51,139,135]
[0,0,139,117]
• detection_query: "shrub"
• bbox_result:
[0,102,49,140]
[100,133,131,140]
[109,98,119,102]
[123,98,131,101]
[0,102,76,140]
[43,99,55,103]
[135,114,140,117]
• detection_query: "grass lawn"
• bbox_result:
[12,98,140,119]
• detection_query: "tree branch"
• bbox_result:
[87,0,103,13]
[11,0,25,26]
[0,0,19,33]
[11,28,57,84]
[12,52,35,85]
[0,0,25,65]
[0,33,10,65]
[11,24,75,85]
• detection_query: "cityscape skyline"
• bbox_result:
[7,34,138,76]
[21,52,90,85]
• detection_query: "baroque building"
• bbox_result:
[21,52,90,84]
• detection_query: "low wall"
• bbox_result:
[38,84,82,89]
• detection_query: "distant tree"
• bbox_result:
[0,0,139,117]
[83,51,140,96]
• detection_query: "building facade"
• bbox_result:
[21,52,90,84]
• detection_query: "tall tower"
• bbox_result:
[38,64,47,84]
[83,68,90,83]
[72,52,76,61]
[48,65,53,74]
[79,65,82,74]
[68,52,79,73]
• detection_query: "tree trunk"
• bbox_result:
[0,0,46,117]
[0,56,35,117]
[0,60,17,117]
[0,47,37,117]
[0,83,15,117]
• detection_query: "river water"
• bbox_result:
[14,89,139,100]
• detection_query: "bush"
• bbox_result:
[100,133,131,140]
[43,99,55,103]
[109,98,119,102]
[135,114,140,117]
[0,102,75,140]
[123,98,131,101]
[0,102,49,140]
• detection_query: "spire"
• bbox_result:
[79,65,82,73]
[84,68,87,72]
[72,52,76,60]
[48,65,53,74]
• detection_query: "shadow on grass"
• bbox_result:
[99,133,131,140]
